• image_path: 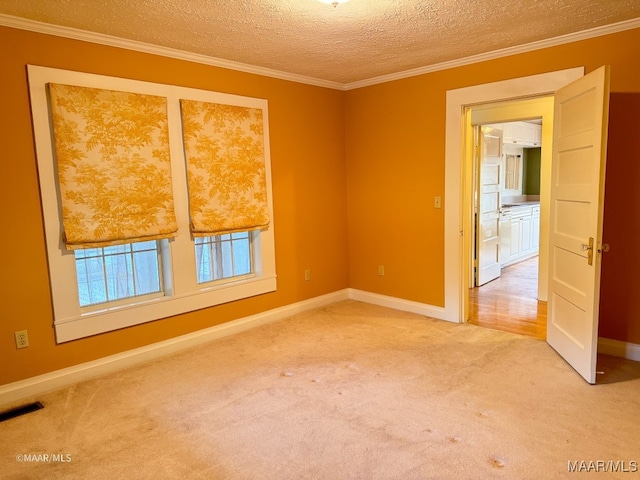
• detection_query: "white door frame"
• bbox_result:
[443,67,584,323]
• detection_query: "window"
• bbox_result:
[28,65,277,343]
[195,232,253,284]
[75,240,163,308]
[504,153,521,191]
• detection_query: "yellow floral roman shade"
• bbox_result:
[48,83,178,250]
[180,100,269,236]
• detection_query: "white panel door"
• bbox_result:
[476,126,502,286]
[547,66,610,384]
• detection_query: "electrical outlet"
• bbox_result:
[304,269,311,281]
[15,330,29,349]
[434,196,442,209]
[378,265,385,276]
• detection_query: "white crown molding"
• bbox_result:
[0,14,344,91]
[0,14,639,91]
[343,17,640,90]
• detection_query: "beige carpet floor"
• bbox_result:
[1,300,639,479]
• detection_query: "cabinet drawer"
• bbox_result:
[510,206,532,217]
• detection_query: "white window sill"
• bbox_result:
[55,275,277,343]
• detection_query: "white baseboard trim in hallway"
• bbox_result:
[0,289,349,409]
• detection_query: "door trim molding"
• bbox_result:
[444,67,585,323]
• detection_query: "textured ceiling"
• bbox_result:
[1,0,639,85]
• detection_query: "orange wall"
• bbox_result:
[2,24,640,387]
[599,92,640,343]
[345,28,640,343]
[0,26,349,385]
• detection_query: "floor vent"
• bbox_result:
[0,402,44,423]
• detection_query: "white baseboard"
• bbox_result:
[348,289,640,363]
[0,289,350,409]
[3,289,637,409]
[348,288,448,321]
[598,337,640,362]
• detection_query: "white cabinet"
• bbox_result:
[510,215,521,258]
[532,205,540,250]
[490,121,541,147]
[521,122,541,147]
[503,123,521,145]
[520,214,532,253]
[502,204,540,267]
[533,125,542,147]
[510,210,530,259]
[500,215,511,264]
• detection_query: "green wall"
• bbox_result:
[523,147,541,195]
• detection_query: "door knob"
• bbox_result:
[598,244,610,253]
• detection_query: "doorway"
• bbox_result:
[470,119,546,339]
[462,97,554,339]
[443,67,583,325]
[445,66,610,384]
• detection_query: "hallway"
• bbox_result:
[468,257,547,340]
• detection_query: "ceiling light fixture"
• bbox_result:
[318,0,349,7]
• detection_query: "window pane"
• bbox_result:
[105,250,132,300]
[103,244,129,255]
[132,240,157,251]
[211,239,220,280]
[233,237,251,275]
[221,240,233,278]
[75,257,91,306]
[133,249,160,295]
[86,256,107,306]
[76,247,101,260]
[195,242,212,283]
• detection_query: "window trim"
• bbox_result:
[28,65,277,343]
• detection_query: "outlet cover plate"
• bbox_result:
[14,330,29,349]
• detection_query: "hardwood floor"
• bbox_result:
[468,256,547,340]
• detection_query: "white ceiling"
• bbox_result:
[1,0,640,87]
